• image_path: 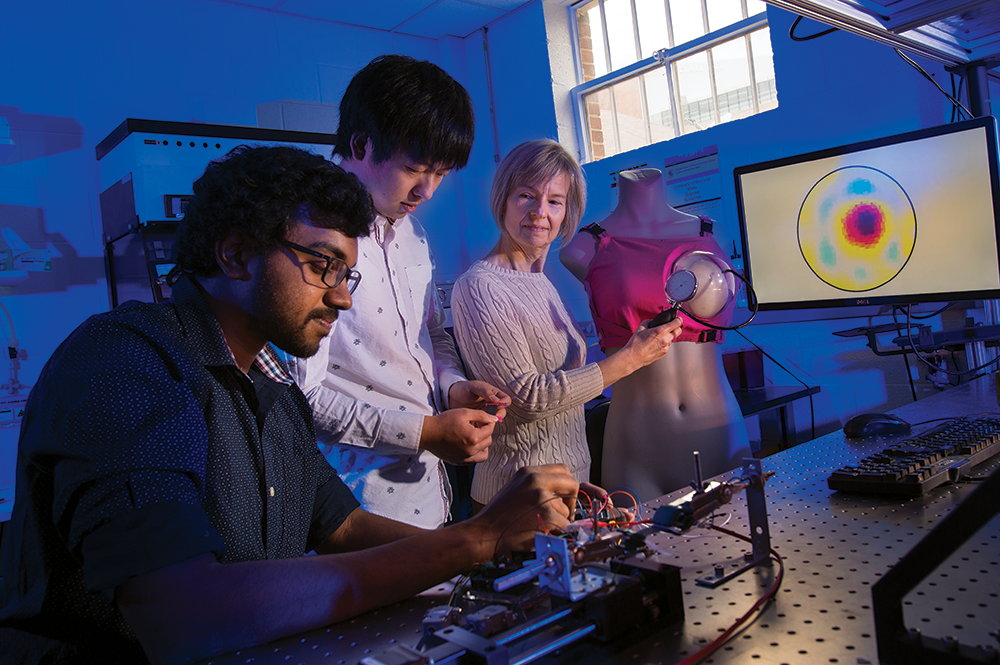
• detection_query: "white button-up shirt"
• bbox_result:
[286,213,466,528]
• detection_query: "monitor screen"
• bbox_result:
[734,116,1000,311]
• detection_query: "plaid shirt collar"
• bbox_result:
[172,274,295,386]
[222,342,294,386]
[253,344,294,385]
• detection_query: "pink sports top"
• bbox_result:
[580,219,736,348]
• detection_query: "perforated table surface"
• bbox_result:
[204,375,1000,665]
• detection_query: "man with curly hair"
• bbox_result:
[0,145,579,664]
[287,55,510,528]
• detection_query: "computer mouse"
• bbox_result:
[843,412,911,438]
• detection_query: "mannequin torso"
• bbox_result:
[561,169,702,277]
[560,168,751,499]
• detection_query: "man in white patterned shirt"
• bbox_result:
[287,55,509,528]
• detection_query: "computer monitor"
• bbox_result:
[734,116,1000,311]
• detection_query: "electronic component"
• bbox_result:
[653,459,776,588]
[363,458,776,665]
[362,530,684,665]
[827,415,1000,496]
[652,480,728,532]
[652,457,773,534]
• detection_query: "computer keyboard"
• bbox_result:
[827,415,1000,497]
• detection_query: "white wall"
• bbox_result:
[435,0,564,278]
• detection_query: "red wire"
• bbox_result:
[673,524,784,665]
[607,489,641,519]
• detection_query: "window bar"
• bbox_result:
[572,1,595,161]
[626,0,652,145]
[745,32,761,115]
[638,74,653,146]
[702,0,721,128]
[598,0,613,81]
[705,50,720,129]
[629,0,642,61]
[609,83,622,157]
[598,0,622,157]
[664,0,675,50]
[663,0,680,135]
[654,49,682,138]
[575,83,601,163]
[663,62,680,139]
[573,95,590,163]
[568,1,586,87]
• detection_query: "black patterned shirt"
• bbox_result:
[0,275,359,663]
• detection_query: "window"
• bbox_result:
[572,0,777,161]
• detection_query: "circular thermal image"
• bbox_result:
[798,166,916,292]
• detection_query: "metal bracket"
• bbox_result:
[696,458,773,587]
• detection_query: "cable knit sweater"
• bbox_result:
[451,260,605,503]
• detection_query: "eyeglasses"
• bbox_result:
[278,240,362,294]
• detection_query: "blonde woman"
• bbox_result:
[451,140,681,507]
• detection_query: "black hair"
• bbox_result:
[175,145,374,278]
[334,54,475,169]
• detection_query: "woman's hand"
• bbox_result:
[621,318,682,368]
[596,317,681,387]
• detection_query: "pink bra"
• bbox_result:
[580,220,736,348]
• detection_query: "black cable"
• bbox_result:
[789,15,838,41]
[902,347,917,401]
[950,73,956,123]
[734,328,817,441]
[952,73,965,125]
[787,16,971,120]
[950,73,959,123]
[891,302,956,392]
[904,301,955,320]
[904,303,1000,378]
[890,307,919,401]
[895,48,972,120]
[676,269,759,331]
[889,302,959,389]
